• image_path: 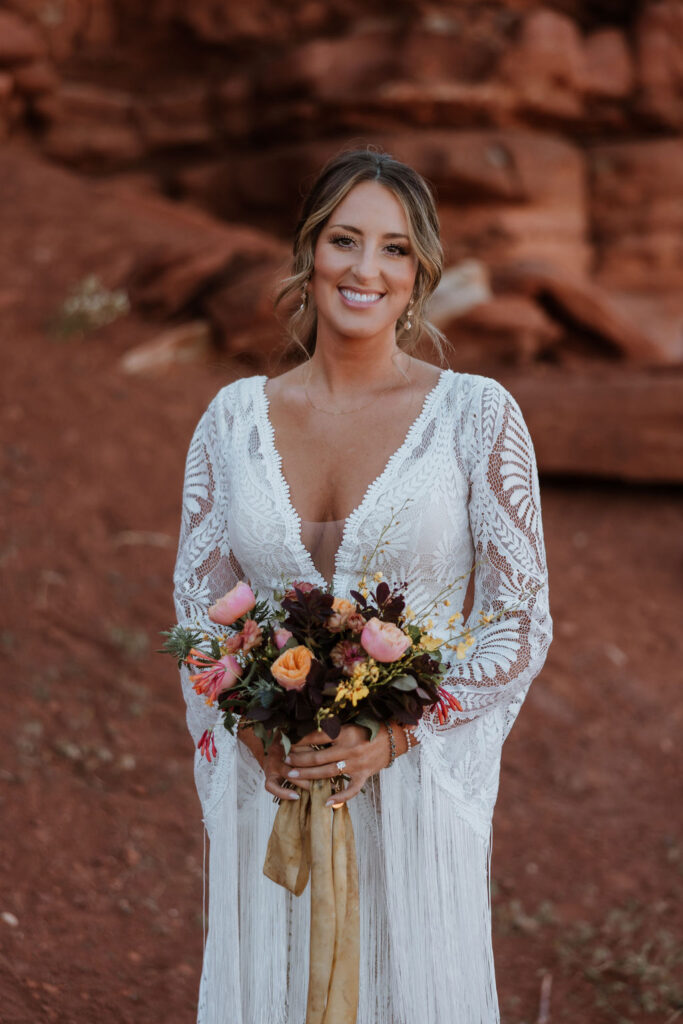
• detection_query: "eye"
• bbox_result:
[385,243,410,256]
[329,234,356,247]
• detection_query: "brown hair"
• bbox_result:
[274,145,450,363]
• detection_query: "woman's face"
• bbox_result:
[309,180,419,343]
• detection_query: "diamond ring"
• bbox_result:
[336,760,346,772]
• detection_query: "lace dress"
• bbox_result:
[173,368,553,1024]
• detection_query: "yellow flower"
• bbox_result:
[405,605,415,619]
[443,599,450,607]
[424,618,434,630]
[447,612,463,627]
[373,571,383,582]
[361,587,369,598]
[456,643,468,659]
[419,634,443,652]
[479,611,494,624]
[335,677,370,708]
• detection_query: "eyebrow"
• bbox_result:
[328,223,410,240]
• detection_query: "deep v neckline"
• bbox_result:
[256,368,452,592]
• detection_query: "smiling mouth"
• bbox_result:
[338,287,385,307]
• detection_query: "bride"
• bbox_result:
[173,147,553,1024]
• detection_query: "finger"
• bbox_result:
[287,747,348,767]
[292,730,334,748]
[264,776,301,801]
[285,763,351,782]
[326,774,367,807]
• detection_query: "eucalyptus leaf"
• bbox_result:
[391,674,418,692]
[354,713,380,742]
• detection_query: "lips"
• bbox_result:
[338,286,385,307]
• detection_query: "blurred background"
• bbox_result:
[1,1,682,1021]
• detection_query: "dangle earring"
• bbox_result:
[298,276,310,312]
[404,298,415,331]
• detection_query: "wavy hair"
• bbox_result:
[274,146,450,363]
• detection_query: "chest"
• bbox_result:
[266,387,428,523]
[224,373,475,598]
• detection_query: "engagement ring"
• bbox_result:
[336,760,346,772]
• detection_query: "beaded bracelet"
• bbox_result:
[385,722,396,768]
[402,725,416,752]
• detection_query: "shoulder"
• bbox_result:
[448,370,516,408]
[198,374,265,432]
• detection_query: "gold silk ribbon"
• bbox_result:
[263,778,360,1024]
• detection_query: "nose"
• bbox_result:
[352,243,381,283]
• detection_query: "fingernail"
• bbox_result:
[284,755,292,764]
[287,769,300,778]
[288,792,300,800]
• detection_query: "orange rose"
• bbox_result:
[270,645,314,690]
[327,597,355,632]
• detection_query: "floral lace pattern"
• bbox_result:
[172,369,553,1024]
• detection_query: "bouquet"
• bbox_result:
[161,530,483,771]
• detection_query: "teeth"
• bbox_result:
[340,288,383,304]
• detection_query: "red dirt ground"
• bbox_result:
[1,150,682,1024]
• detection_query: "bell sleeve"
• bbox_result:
[416,376,553,740]
[172,391,242,817]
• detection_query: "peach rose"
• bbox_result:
[270,645,314,690]
[208,581,255,626]
[327,597,355,632]
[273,627,293,649]
[360,617,411,663]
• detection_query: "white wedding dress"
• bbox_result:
[173,368,553,1024]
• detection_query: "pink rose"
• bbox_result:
[360,617,411,663]
[240,618,263,653]
[208,581,256,626]
[273,627,293,649]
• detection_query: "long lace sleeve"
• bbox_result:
[417,377,553,740]
[173,390,242,813]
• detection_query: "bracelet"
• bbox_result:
[385,722,396,768]
[402,725,416,752]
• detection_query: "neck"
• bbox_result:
[304,329,411,397]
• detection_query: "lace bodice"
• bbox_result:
[174,367,551,777]
[172,368,553,1024]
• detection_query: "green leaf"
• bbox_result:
[280,732,292,756]
[354,713,381,742]
[210,637,221,660]
[391,674,417,691]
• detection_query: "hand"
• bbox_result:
[285,722,405,807]
[237,723,310,802]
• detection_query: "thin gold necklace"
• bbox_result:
[303,356,414,416]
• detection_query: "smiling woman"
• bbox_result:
[173,147,553,1024]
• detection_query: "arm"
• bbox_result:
[173,389,299,805]
[416,377,553,740]
[173,393,242,811]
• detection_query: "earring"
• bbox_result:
[404,299,415,331]
[298,277,310,312]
